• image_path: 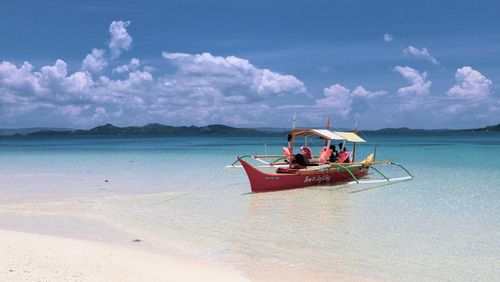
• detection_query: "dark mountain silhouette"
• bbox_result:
[27,123,278,136]
[1,123,499,137]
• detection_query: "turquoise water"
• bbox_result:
[0,133,499,280]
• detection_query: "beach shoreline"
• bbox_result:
[0,194,383,282]
[0,228,249,282]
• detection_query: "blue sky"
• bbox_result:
[1,0,499,129]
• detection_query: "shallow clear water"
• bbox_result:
[0,133,499,281]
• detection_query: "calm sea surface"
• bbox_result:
[0,133,499,281]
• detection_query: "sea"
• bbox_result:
[0,132,499,281]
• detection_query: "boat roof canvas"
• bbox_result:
[313,129,346,140]
[333,131,366,142]
[295,129,345,140]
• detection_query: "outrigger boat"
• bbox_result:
[226,118,414,193]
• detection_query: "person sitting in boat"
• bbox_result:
[343,147,351,163]
[329,144,338,162]
[293,152,310,167]
[300,146,312,159]
[336,143,344,158]
[337,147,351,163]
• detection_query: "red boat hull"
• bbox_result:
[239,158,369,193]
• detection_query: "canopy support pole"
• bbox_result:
[289,113,296,168]
[352,123,359,162]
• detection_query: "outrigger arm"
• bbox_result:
[346,161,414,188]
[225,155,288,169]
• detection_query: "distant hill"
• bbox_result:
[362,124,500,133]
[26,123,280,137]
[253,127,289,132]
[0,127,72,136]
[484,124,500,131]
[461,123,500,132]
[2,122,499,137]
[365,127,451,134]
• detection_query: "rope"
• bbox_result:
[149,169,240,205]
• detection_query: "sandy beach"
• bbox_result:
[0,229,248,282]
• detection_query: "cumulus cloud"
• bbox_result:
[315,84,387,117]
[112,58,140,74]
[403,46,439,65]
[162,52,306,101]
[394,66,432,96]
[316,84,351,116]
[81,22,133,75]
[447,66,492,99]
[156,51,306,123]
[0,61,45,96]
[0,59,92,99]
[0,48,307,127]
[383,33,394,42]
[108,21,132,59]
[0,58,159,126]
[82,48,107,73]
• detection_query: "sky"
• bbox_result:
[0,0,499,129]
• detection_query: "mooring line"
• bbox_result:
[149,170,244,205]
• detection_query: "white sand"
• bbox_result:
[0,229,248,282]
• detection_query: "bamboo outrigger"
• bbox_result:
[226,117,414,193]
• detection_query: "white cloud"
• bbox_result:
[394,66,432,96]
[0,61,45,96]
[162,52,306,101]
[383,33,394,42]
[351,86,387,98]
[316,84,351,116]
[0,50,307,127]
[0,21,311,127]
[65,71,94,93]
[403,46,439,65]
[82,48,107,73]
[258,69,305,95]
[40,59,67,82]
[0,59,97,102]
[447,66,492,99]
[108,21,132,59]
[315,84,387,117]
[112,58,140,74]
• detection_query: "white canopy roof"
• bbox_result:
[333,131,367,143]
[309,129,346,141]
[293,129,366,142]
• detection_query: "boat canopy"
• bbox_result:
[293,129,366,143]
[294,129,346,141]
[333,131,366,143]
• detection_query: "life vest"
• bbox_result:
[300,146,312,159]
[337,151,350,163]
[318,147,333,164]
[282,147,293,162]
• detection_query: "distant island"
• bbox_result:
[365,123,500,133]
[1,123,499,137]
[24,123,274,137]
